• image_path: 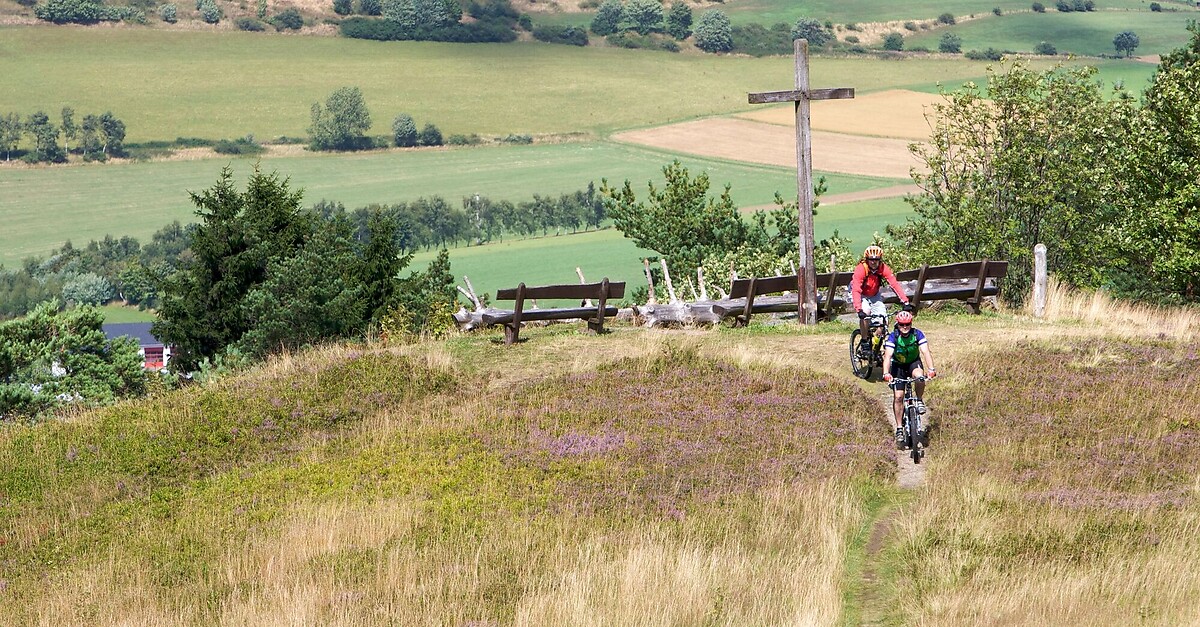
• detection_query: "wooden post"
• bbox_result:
[1033,244,1047,318]
[739,276,758,327]
[643,259,657,305]
[912,264,928,311]
[749,40,855,325]
[505,282,526,345]
[589,277,610,333]
[968,260,990,314]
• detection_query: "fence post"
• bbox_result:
[1033,243,1047,318]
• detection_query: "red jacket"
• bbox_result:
[850,261,909,311]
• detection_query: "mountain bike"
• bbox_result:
[849,313,888,379]
[890,375,929,464]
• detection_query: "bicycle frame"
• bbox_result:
[890,376,928,463]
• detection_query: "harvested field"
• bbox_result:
[612,90,937,180]
[612,119,922,179]
[737,89,939,141]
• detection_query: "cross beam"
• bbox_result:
[748,39,854,325]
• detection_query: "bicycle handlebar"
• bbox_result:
[888,376,929,383]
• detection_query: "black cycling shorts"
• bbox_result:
[889,360,923,380]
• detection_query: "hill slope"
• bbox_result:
[1,293,1197,624]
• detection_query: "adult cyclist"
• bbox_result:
[881,310,938,447]
[850,245,913,357]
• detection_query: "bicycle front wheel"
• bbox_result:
[850,330,873,379]
[907,406,922,464]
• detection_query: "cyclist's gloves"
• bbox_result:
[902,303,915,313]
[857,310,867,319]
[883,373,893,382]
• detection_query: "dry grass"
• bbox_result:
[1028,279,1199,341]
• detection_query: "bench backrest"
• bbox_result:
[728,275,797,299]
[494,281,626,302]
[892,260,1008,282]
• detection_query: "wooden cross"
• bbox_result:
[748,39,854,325]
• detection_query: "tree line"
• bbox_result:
[0,107,126,164]
[0,182,606,318]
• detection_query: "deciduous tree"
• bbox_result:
[308,86,373,151]
[694,10,732,53]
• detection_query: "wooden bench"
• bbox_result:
[481,279,625,345]
[713,259,1009,325]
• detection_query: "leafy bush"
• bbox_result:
[159,3,177,22]
[500,134,532,144]
[198,0,221,23]
[992,7,1002,15]
[620,0,663,35]
[447,133,483,145]
[791,17,831,47]
[1032,2,1045,11]
[272,8,304,30]
[589,0,621,34]
[605,31,679,51]
[214,137,265,155]
[937,12,955,24]
[532,24,588,45]
[1055,0,1072,11]
[882,32,904,50]
[664,2,691,39]
[418,123,443,146]
[731,22,791,56]
[358,0,382,15]
[939,31,962,53]
[236,17,266,30]
[392,114,417,147]
[844,35,858,44]
[1149,2,1161,11]
[1034,40,1056,55]
[34,0,104,24]
[694,9,732,52]
[965,47,1004,60]
[334,0,352,15]
[339,16,516,41]
[904,21,917,31]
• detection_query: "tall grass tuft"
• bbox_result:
[1030,278,1199,341]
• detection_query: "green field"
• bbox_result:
[410,195,914,297]
[0,141,903,267]
[0,27,1081,144]
[906,10,1200,56]
[531,0,1178,29]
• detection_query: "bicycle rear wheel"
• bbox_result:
[906,406,922,464]
[850,330,873,379]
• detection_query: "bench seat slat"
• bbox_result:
[483,306,620,326]
[496,282,625,301]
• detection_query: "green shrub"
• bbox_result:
[500,133,532,144]
[1034,40,1056,55]
[939,31,962,53]
[418,123,443,146]
[937,12,956,24]
[34,0,104,24]
[1149,2,1161,10]
[532,24,588,45]
[731,22,791,56]
[882,32,904,50]
[357,0,381,15]
[159,3,177,22]
[447,133,483,145]
[213,137,265,155]
[198,0,221,23]
[993,6,1002,15]
[1032,2,1045,11]
[271,7,303,30]
[965,47,1004,60]
[236,17,266,30]
[333,0,352,15]
[904,21,917,31]
[844,35,858,44]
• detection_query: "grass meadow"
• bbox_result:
[0,27,1102,144]
[2,291,1198,624]
[905,9,1200,57]
[0,141,903,268]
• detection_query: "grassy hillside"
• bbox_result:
[0,27,1102,143]
[1,290,1196,624]
[905,10,1200,56]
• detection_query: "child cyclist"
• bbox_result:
[881,310,938,448]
